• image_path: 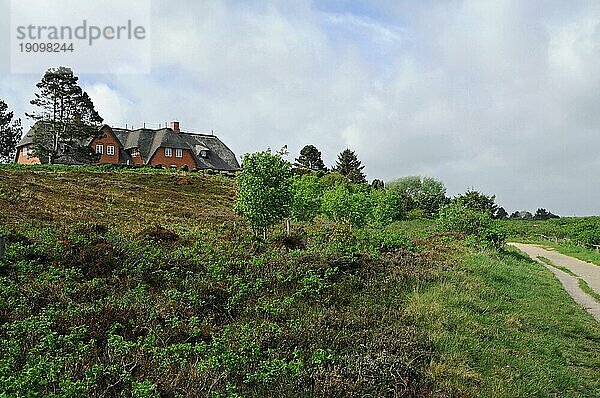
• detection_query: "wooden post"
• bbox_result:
[286,219,291,236]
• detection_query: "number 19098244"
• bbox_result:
[19,43,74,53]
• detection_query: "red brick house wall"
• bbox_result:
[129,149,145,166]
[15,146,40,165]
[149,147,196,169]
[90,126,121,165]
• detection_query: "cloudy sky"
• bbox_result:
[1,0,600,215]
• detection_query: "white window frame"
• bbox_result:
[107,145,115,156]
[165,147,172,157]
[22,147,28,157]
[175,148,183,158]
[200,150,208,158]
[131,149,138,158]
[96,144,104,155]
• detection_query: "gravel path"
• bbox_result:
[508,242,600,323]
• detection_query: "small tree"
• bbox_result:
[0,100,22,163]
[296,144,327,172]
[509,211,520,219]
[371,188,404,225]
[290,173,324,222]
[494,207,509,220]
[534,208,560,220]
[438,201,506,249]
[371,179,385,190]
[333,149,366,184]
[519,211,534,220]
[321,184,372,228]
[235,149,293,235]
[27,66,103,164]
[389,176,447,218]
[417,177,448,217]
[453,189,497,215]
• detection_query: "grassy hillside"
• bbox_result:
[0,166,436,397]
[1,166,599,397]
[0,165,238,230]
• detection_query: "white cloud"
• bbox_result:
[83,83,132,126]
[325,12,403,43]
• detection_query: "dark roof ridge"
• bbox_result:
[179,131,220,137]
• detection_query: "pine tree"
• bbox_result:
[371,179,385,190]
[333,149,366,184]
[296,144,327,171]
[26,67,103,164]
[0,100,22,163]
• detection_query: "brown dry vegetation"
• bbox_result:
[0,166,238,230]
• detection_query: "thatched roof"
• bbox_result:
[18,122,240,171]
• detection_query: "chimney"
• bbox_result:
[170,121,180,133]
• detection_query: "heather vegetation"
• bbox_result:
[1,163,599,397]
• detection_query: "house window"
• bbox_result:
[22,147,28,157]
[200,150,208,158]
[131,149,138,158]
[165,147,172,157]
[96,144,103,154]
[175,149,183,158]
[107,145,115,156]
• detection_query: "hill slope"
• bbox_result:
[1,166,599,397]
[0,165,238,230]
[0,166,434,397]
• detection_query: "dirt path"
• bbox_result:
[508,242,600,322]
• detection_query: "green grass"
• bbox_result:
[578,279,600,304]
[535,256,600,304]
[545,243,600,267]
[501,218,600,266]
[408,247,600,397]
[537,256,578,276]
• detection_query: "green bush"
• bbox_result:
[0,222,430,397]
[235,150,293,234]
[387,176,447,218]
[290,174,324,222]
[371,189,404,226]
[438,201,506,249]
[321,184,372,228]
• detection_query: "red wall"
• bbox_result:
[90,126,122,165]
[150,147,196,169]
